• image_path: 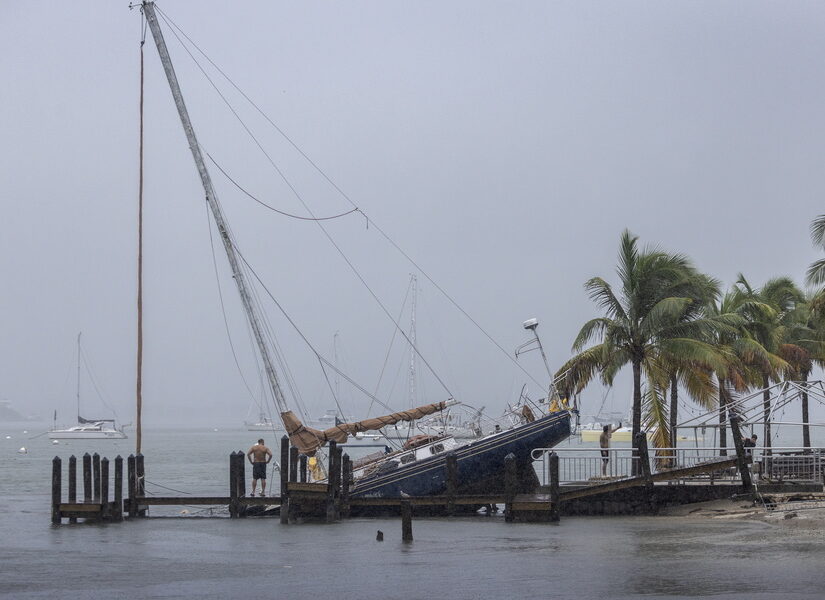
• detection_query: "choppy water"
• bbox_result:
[1,425,823,600]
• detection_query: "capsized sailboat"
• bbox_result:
[141,1,570,499]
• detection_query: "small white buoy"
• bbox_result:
[213,428,219,432]
[22,430,28,434]
[5,436,10,440]
[17,447,27,454]
[52,440,59,445]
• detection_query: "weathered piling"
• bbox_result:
[136,453,146,516]
[114,456,123,522]
[51,456,62,525]
[326,441,341,523]
[445,452,458,516]
[401,499,413,542]
[127,454,137,518]
[101,457,110,518]
[83,453,92,504]
[92,453,101,503]
[289,447,299,484]
[299,455,307,483]
[548,452,560,522]
[229,451,240,518]
[341,454,352,518]
[729,412,753,493]
[68,455,77,524]
[504,453,516,523]
[279,436,289,524]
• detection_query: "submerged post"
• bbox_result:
[445,452,458,516]
[51,456,62,525]
[729,411,753,493]
[114,456,123,522]
[83,453,92,504]
[504,453,516,523]
[101,457,110,518]
[401,499,413,542]
[68,455,77,524]
[92,453,101,503]
[279,436,289,525]
[341,454,352,519]
[548,452,560,522]
[127,454,137,518]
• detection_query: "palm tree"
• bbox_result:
[557,231,726,466]
[806,215,825,287]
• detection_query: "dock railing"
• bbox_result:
[532,446,822,486]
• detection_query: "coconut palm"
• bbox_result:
[557,231,728,465]
[805,215,825,287]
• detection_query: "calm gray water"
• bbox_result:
[1,425,823,600]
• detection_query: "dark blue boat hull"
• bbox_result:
[351,411,571,499]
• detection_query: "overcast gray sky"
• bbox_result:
[2,1,825,428]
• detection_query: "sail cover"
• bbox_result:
[281,401,447,456]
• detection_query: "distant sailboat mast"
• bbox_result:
[76,332,82,422]
[143,2,290,420]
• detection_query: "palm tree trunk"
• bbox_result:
[762,373,771,452]
[718,378,727,456]
[632,357,642,475]
[802,370,811,450]
[669,375,678,449]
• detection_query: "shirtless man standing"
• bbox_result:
[600,422,621,476]
[247,439,273,497]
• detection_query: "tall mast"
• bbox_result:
[142,2,289,416]
[76,332,82,422]
[408,274,417,407]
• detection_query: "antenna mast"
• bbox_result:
[142,2,289,416]
[408,274,417,407]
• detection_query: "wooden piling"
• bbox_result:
[92,453,101,503]
[136,453,146,516]
[548,452,560,522]
[729,411,753,493]
[299,455,308,483]
[83,453,92,504]
[504,453,516,523]
[229,452,240,518]
[326,441,340,523]
[127,454,137,518]
[114,456,123,522]
[51,456,62,525]
[279,436,289,525]
[341,454,352,518]
[445,452,458,516]
[101,457,110,518]
[401,499,413,542]
[289,446,299,484]
[68,455,77,524]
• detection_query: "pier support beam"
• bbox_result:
[68,455,77,524]
[127,454,137,518]
[136,453,146,517]
[548,452,560,522]
[341,454,352,519]
[92,453,101,504]
[229,452,240,518]
[83,453,92,504]
[279,436,289,525]
[401,499,413,542]
[326,441,341,523]
[299,455,307,483]
[51,456,62,525]
[101,457,110,519]
[114,456,123,522]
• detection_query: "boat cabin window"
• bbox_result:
[429,443,445,455]
[400,453,416,464]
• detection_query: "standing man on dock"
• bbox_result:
[247,439,273,497]
[600,423,621,476]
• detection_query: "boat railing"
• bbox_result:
[531,446,823,486]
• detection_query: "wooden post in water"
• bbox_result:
[51,456,62,525]
[548,452,560,523]
[289,447,299,484]
[445,452,458,516]
[229,452,240,518]
[401,499,413,542]
[279,436,289,525]
[326,441,340,523]
[101,457,110,519]
[127,454,137,518]
[83,453,92,504]
[729,411,753,493]
[635,433,656,513]
[299,455,307,483]
[136,453,146,517]
[341,454,352,519]
[68,455,77,524]
[504,453,516,523]
[114,456,123,522]
[92,453,101,503]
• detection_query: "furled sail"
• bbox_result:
[281,401,448,456]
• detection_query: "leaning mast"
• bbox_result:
[142,2,290,416]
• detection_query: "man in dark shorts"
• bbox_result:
[247,438,273,497]
[600,423,621,476]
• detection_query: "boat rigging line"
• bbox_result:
[151,4,547,394]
